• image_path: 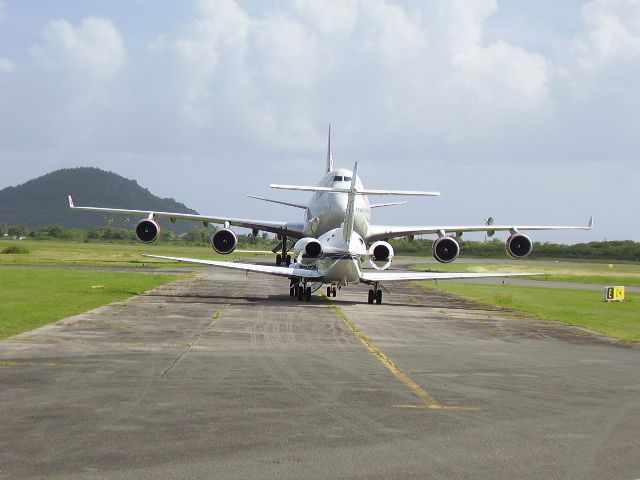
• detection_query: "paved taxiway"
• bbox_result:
[1,269,639,479]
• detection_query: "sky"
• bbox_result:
[0,0,638,243]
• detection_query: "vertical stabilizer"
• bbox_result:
[342,162,358,243]
[326,124,334,173]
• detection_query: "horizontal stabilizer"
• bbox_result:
[358,189,440,196]
[270,184,440,196]
[370,201,408,208]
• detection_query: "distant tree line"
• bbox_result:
[2,223,639,261]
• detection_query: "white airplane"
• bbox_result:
[68,127,592,304]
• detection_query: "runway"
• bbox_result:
[1,270,639,479]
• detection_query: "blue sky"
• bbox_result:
[1,0,638,242]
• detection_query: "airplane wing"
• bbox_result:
[365,217,593,242]
[246,195,306,209]
[360,271,542,283]
[142,254,324,280]
[68,195,306,238]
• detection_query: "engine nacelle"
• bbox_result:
[368,241,394,270]
[211,228,238,254]
[135,219,161,244]
[293,237,322,266]
[506,233,533,258]
[294,238,322,257]
[432,236,460,263]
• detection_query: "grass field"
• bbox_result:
[0,267,180,339]
[2,240,639,341]
[0,240,271,268]
[420,282,640,342]
[410,260,640,287]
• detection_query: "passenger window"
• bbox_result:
[343,177,351,182]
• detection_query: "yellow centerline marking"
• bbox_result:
[328,301,478,411]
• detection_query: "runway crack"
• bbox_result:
[161,305,226,377]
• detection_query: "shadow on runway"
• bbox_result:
[143,289,504,311]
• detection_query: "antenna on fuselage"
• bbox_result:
[326,123,334,173]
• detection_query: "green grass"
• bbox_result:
[0,239,271,268]
[410,261,640,287]
[0,267,179,339]
[1,245,30,254]
[419,282,640,341]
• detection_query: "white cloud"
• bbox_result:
[575,0,640,69]
[433,0,551,108]
[436,0,498,54]
[293,0,358,36]
[0,57,14,74]
[253,13,325,88]
[30,17,125,76]
[354,0,427,65]
[452,41,550,103]
[149,0,251,123]
[2,0,638,240]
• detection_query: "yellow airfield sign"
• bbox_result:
[603,286,625,302]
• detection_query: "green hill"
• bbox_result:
[0,167,198,233]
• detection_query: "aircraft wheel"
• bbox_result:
[290,285,295,297]
[326,286,332,297]
[305,287,312,301]
[276,254,282,266]
[285,255,291,266]
[368,290,374,304]
[332,287,337,297]
[375,289,382,305]
[297,286,304,301]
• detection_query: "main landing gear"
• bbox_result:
[275,236,292,266]
[326,286,337,298]
[290,279,311,301]
[367,283,383,305]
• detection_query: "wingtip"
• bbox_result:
[588,216,594,229]
[68,195,74,208]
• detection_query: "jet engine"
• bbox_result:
[211,228,238,254]
[135,219,161,244]
[293,237,322,265]
[432,236,460,263]
[506,233,533,258]
[368,240,394,270]
[294,237,322,257]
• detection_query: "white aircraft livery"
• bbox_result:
[69,127,592,304]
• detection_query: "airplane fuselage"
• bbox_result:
[312,228,368,286]
[303,167,371,239]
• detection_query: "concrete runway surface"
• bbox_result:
[1,269,639,479]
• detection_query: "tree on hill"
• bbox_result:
[0,167,198,233]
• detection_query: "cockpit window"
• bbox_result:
[332,176,352,182]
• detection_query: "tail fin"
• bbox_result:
[342,162,358,243]
[326,124,334,173]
